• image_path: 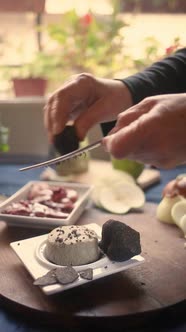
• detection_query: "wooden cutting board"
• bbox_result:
[0,203,185,330]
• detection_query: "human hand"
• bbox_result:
[103,94,186,168]
[44,73,132,143]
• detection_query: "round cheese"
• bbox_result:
[45,225,100,266]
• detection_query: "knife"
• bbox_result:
[19,139,102,171]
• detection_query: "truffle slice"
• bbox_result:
[79,268,93,280]
[34,269,57,286]
[54,125,79,155]
[99,219,141,261]
[55,266,79,284]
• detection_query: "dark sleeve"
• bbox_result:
[122,47,186,104]
[101,48,186,136]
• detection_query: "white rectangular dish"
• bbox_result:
[10,223,145,295]
[0,181,93,229]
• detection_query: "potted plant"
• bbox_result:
[45,5,128,81]
[0,0,45,13]
[4,51,58,97]
[12,76,47,97]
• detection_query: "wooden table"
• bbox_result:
[0,200,185,330]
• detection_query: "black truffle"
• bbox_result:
[54,125,79,155]
[99,219,141,261]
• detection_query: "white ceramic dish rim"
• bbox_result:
[35,239,108,271]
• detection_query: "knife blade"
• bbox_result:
[19,139,102,172]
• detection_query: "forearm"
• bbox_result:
[122,48,186,104]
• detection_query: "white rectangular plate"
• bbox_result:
[10,223,145,295]
[0,181,93,229]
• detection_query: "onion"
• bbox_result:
[162,174,186,198]
[162,179,178,198]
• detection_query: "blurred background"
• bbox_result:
[0,0,185,162]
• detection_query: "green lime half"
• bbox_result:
[111,158,144,179]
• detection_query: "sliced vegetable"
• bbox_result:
[159,175,186,239]
[94,169,135,187]
[156,195,181,224]
[91,169,135,209]
[91,184,103,208]
[179,215,186,237]
[98,182,145,214]
[171,200,186,226]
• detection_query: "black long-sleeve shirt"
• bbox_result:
[101,47,186,136]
